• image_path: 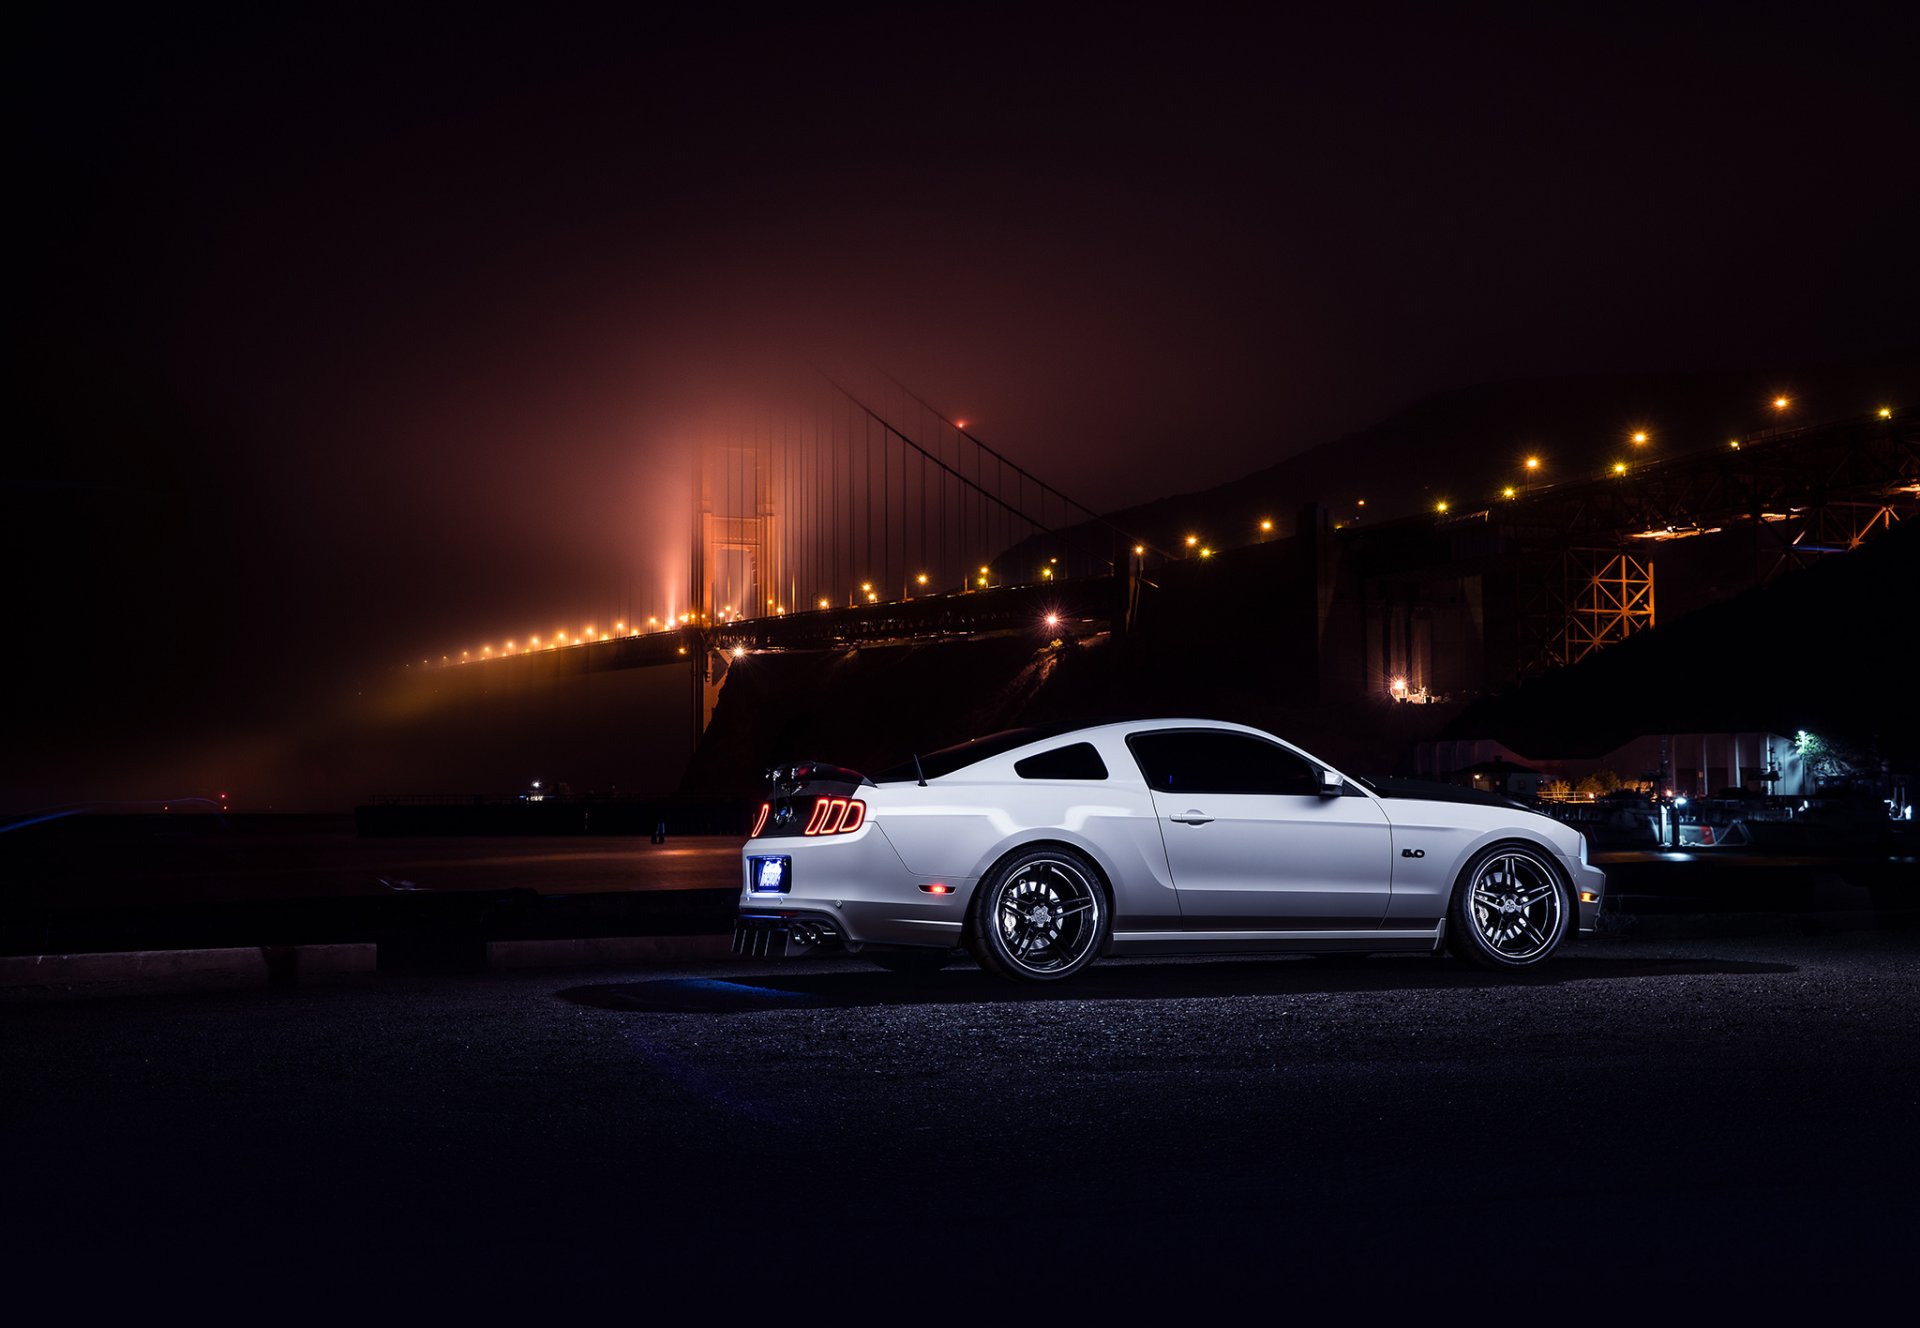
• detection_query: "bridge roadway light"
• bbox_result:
[1613,461,1629,475]
[1436,501,1450,514]
[819,598,830,610]
[1879,406,1893,419]
[1259,518,1273,533]
[1185,534,1199,549]
[1631,431,1649,446]
[1503,486,1517,499]
[1773,395,1790,411]
[1045,613,1060,628]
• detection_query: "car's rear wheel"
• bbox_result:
[867,948,954,975]
[966,847,1107,982]
[1445,843,1571,970]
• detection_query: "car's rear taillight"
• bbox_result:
[802,796,866,835]
[750,802,770,838]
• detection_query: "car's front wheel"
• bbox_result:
[966,847,1107,982]
[1445,842,1572,970]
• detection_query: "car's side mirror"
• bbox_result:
[1318,767,1345,797]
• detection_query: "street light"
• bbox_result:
[1612,461,1628,476]
[1878,406,1893,419]
[1436,500,1450,514]
[1631,431,1649,446]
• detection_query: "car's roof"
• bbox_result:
[951,718,1291,764]
[1038,718,1281,744]
[870,718,1294,784]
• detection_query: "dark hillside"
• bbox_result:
[1442,520,1920,761]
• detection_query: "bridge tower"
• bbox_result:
[693,445,783,626]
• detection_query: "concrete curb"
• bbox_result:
[0,943,377,1001]
[0,935,737,999]
[1591,908,1916,940]
[485,934,735,968]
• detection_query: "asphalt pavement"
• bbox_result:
[4,927,1916,1316]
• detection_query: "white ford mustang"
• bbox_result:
[734,719,1604,982]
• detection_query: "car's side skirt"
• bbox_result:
[1108,925,1445,957]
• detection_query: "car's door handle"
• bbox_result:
[1169,810,1213,825]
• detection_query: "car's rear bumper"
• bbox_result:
[738,826,975,956]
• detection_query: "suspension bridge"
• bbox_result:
[405,382,1917,744]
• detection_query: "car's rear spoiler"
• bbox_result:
[765,762,875,792]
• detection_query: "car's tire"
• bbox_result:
[867,948,955,976]
[1444,842,1572,970]
[965,846,1107,983]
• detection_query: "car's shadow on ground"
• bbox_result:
[557,952,1796,1013]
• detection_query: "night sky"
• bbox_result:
[9,1,1917,808]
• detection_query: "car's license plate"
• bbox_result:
[750,855,791,893]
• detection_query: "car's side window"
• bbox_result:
[1126,730,1319,796]
[1014,743,1109,781]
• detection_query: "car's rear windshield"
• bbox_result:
[872,725,1077,783]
